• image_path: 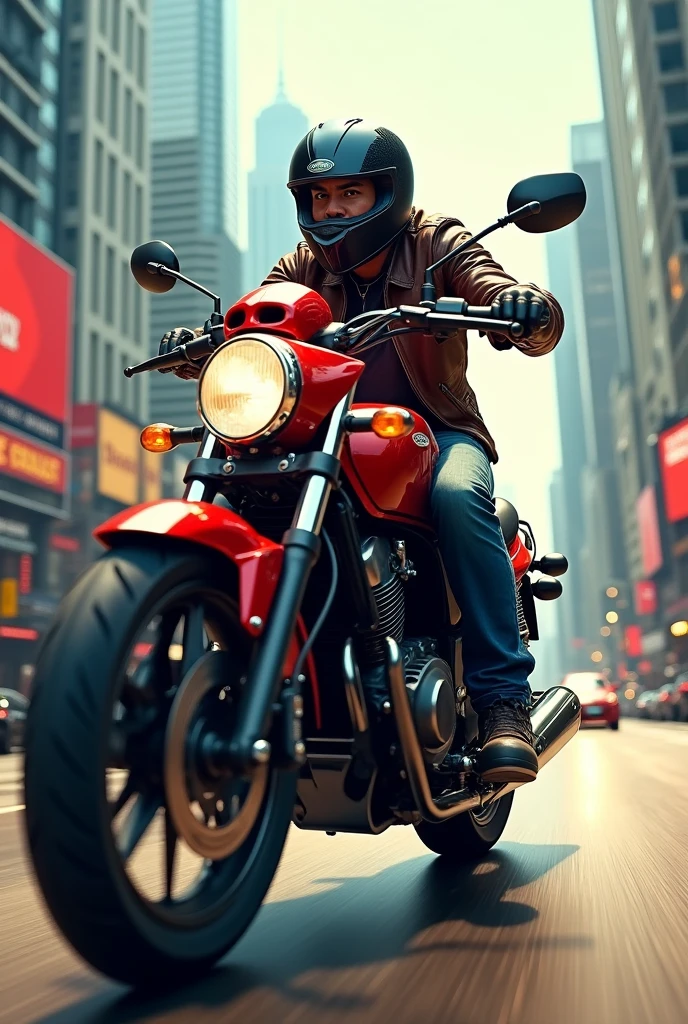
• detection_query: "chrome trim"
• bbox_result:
[197,333,301,445]
[386,637,482,822]
[292,390,354,536]
[184,432,223,502]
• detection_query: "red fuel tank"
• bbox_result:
[341,405,439,527]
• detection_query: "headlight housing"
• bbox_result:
[198,335,300,443]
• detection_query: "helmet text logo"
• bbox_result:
[307,159,335,173]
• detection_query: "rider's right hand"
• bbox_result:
[158,327,202,379]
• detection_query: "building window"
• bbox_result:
[123,170,132,243]
[658,41,684,73]
[104,342,114,401]
[135,102,144,168]
[93,139,103,215]
[121,260,129,335]
[46,0,62,14]
[62,226,77,267]
[65,133,80,207]
[135,183,143,241]
[120,355,129,409]
[91,233,101,313]
[124,87,132,154]
[669,122,688,152]
[107,154,117,229]
[125,9,135,71]
[109,69,119,138]
[38,139,55,172]
[35,217,51,247]
[664,80,688,112]
[137,25,146,88]
[626,85,638,124]
[39,178,54,210]
[622,42,633,82]
[67,41,82,115]
[616,0,628,38]
[681,210,688,242]
[653,3,679,34]
[105,246,115,323]
[44,25,59,54]
[41,60,58,93]
[631,135,644,169]
[40,100,57,130]
[112,0,122,52]
[96,52,106,122]
[675,166,688,195]
[99,0,108,35]
[70,0,83,22]
[90,332,99,400]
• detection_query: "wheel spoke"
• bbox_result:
[116,791,161,860]
[181,602,207,677]
[164,807,178,900]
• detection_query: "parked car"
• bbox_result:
[649,682,677,721]
[636,690,659,718]
[562,672,620,730]
[0,689,29,754]
[669,672,688,722]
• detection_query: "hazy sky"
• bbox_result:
[235,0,603,638]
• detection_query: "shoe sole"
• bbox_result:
[480,764,538,785]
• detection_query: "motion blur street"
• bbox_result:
[0,720,685,1024]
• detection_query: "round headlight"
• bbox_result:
[198,336,299,442]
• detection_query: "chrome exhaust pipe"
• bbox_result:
[482,685,581,804]
[386,637,483,822]
[387,632,582,819]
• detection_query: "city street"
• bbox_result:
[0,720,685,1023]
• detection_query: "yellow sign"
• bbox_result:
[141,449,163,502]
[0,578,18,618]
[97,408,139,505]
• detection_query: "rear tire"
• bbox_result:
[24,545,296,986]
[609,721,619,731]
[415,792,514,861]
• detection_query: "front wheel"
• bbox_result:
[24,545,296,986]
[415,792,514,860]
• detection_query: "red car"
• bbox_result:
[561,673,620,730]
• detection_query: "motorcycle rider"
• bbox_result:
[159,119,564,785]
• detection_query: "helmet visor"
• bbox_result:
[289,169,397,247]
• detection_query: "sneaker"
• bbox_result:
[476,699,538,784]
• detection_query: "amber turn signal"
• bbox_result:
[371,407,415,439]
[140,423,175,453]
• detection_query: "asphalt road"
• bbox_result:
[0,720,686,1024]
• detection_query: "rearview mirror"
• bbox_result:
[130,240,180,293]
[507,173,587,234]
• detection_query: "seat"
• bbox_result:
[494,497,520,547]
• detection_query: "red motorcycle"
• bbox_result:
[24,173,585,985]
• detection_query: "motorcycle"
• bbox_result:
[24,172,586,985]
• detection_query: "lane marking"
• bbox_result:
[0,804,24,815]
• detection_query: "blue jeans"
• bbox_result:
[431,430,534,713]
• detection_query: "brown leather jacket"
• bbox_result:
[264,208,564,463]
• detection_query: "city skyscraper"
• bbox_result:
[246,72,308,289]
[55,0,151,425]
[592,0,688,681]
[1,0,61,248]
[149,0,242,428]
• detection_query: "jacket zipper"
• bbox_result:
[438,381,469,415]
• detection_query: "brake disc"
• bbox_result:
[164,651,267,860]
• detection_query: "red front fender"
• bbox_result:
[94,500,283,639]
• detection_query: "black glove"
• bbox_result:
[491,285,551,338]
[158,327,201,379]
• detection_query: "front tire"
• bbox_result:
[415,792,514,860]
[24,545,296,986]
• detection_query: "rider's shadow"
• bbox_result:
[41,840,584,1023]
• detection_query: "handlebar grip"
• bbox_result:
[124,333,215,376]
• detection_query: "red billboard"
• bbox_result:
[659,417,688,524]
[636,486,663,577]
[634,580,658,616]
[0,216,73,450]
[624,625,643,658]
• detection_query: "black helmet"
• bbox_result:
[287,118,414,275]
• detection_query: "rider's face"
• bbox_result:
[310,178,376,221]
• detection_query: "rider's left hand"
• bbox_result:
[491,285,551,338]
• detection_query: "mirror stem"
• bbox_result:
[420,200,541,305]
[147,262,222,312]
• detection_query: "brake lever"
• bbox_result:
[124,325,224,377]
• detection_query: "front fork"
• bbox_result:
[185,392,355,772]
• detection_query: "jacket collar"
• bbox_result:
[321,213,416,290]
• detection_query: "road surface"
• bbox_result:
[0,720,686,1024]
